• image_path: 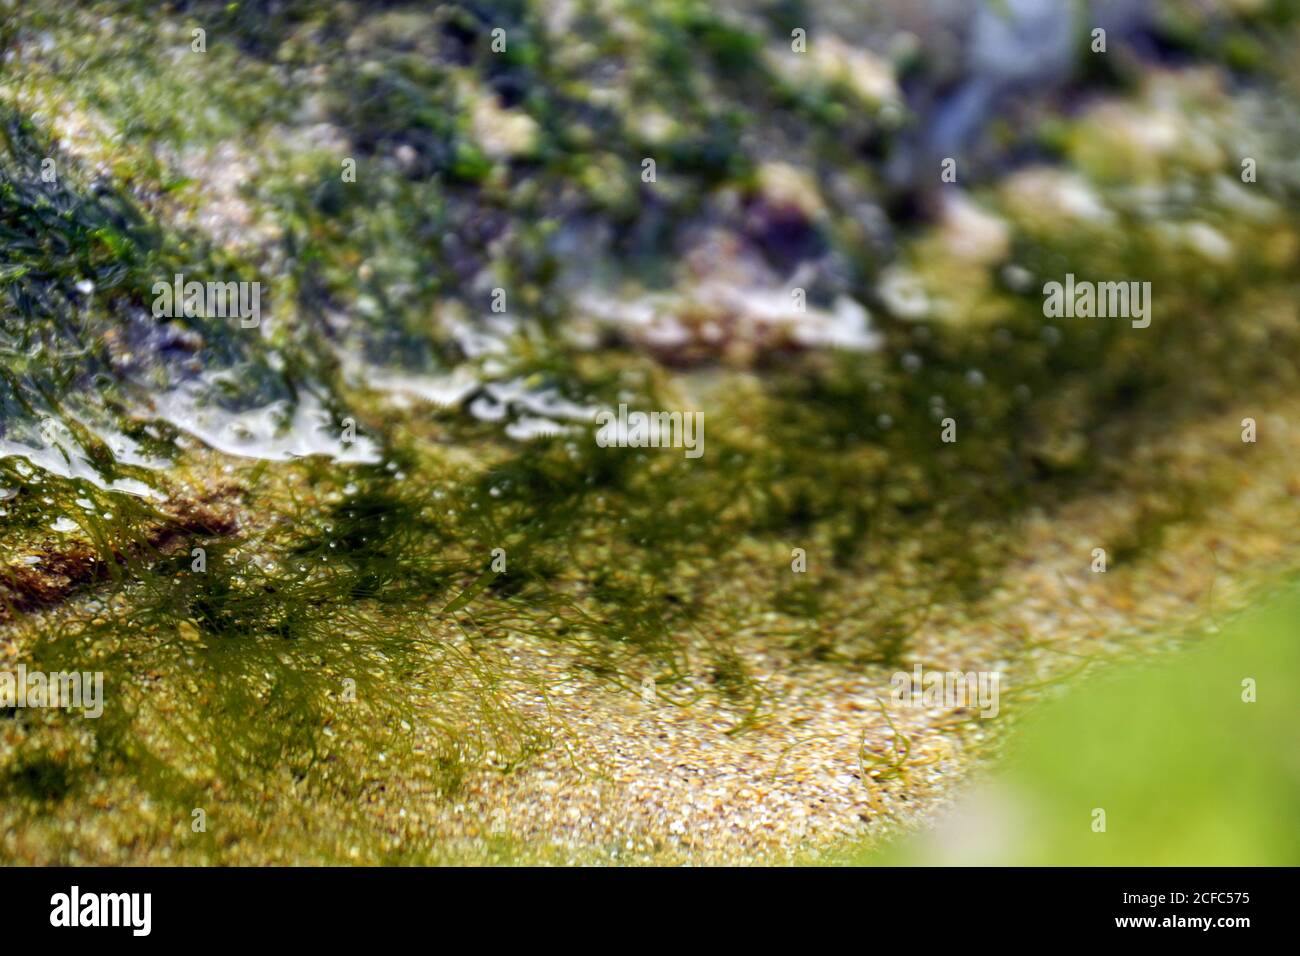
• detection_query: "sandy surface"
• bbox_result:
[377,401,1300,864]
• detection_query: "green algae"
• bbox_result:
[2,1,1300,863]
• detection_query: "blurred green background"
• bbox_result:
[863,584,1300,865]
